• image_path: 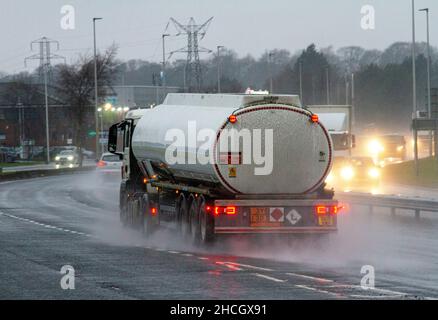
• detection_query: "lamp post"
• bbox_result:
[326,66,330,105]
[411,0,419,176]
[299,62,303,103]
[217,45,224,93]
[162,33,170,102]
[93,17,103,160]
[268,51,274,93]
[419,8,433,157]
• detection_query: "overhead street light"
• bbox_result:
[217,45,224,93]
[419,8,433,157]
[93,17,103,159]
[162,33,170,102]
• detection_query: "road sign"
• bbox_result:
[105,96,118,105]
[412,118,438,131]
[88,130,97,137]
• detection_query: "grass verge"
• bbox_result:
[383,157,438,188]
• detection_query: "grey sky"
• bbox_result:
[1,0,437,74]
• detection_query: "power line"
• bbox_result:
[169,17,213,92]
[25,37,65,164]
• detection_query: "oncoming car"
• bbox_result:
[326,156,381,191]
[96,152,122,179]
[55,150,79,168]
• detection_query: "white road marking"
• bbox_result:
[182,253,193,257]
[0,211,94,238]
[295,284,341,297]
[326,284,409,297]
[286,272,334,283]
[167,251,180,254]
[222,262,273,272]
[216,262,243,271]
[198,257,209,260]
[253,273,287,283]
[350,294,405,299]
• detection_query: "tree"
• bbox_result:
[57,45,118,165]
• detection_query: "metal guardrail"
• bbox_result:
[339,192,438,219]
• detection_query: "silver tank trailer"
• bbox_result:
[131,94,333,195]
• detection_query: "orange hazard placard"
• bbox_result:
[250,208,281,227]
[228,166,237,178]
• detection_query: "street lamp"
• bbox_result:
[162,33,170,102]
[419,8,433,157]
[411,0,420,176]
[93,17,103,160]
[217,46,224,93]
[268,51,275,94]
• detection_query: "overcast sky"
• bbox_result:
[1,0,437,74]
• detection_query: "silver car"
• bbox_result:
[55,150,79,168]
[96,152,123,178]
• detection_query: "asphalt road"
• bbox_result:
[1,173,438,300]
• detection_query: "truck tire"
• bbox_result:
[179,195,191,239]
[141,195,156,237]
[119,185,128,227]
[198,197,215,244]
[189,196,201,243]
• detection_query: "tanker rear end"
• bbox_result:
[108,93,340,244]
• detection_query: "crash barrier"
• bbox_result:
[339,192,438,220]
[0,166,95,182]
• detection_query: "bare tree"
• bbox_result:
[57,45,118,166]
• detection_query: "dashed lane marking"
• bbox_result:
[253,273,287,283]
[286,272,334,284]
[216,262,243,271]
[182,253,193,257]
[0,211,93,237]
[221,262,273,272]
[295,284,342,297]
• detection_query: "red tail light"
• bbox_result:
[213,206,237,216]
[150,207,157,216]
[315,205,339,215]
[97,160,107,167]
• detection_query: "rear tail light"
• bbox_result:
[315,205,339,215]
[150,207,157,216]
[213,206,237,216]
[97,160,107,167]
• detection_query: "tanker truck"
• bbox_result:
[107,93,339,244]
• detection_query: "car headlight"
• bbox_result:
[368,140,384,155]
[340,167,355,181]
[368,168,380,179]
[67,156,74,161]
[55,156,60,161]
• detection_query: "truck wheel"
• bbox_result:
[141,195,155,237]
[119,188,128,227]
[199,197,215,244]
[189,196,201,243]
[133,199,142,230]
[180,196,191,239]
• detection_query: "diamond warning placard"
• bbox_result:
[269,207,284,222]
